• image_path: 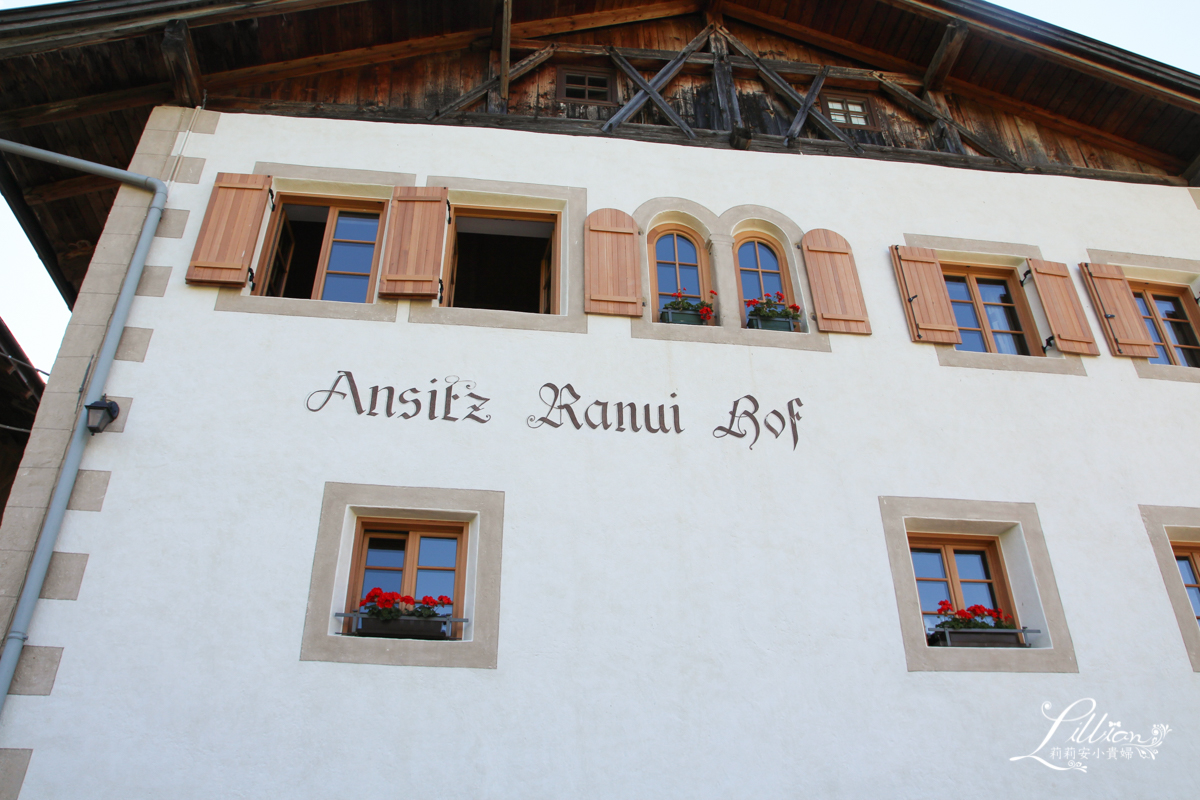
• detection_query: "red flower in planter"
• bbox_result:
[399,595,415,606]
[376,595,395,609]
[954,609,973,619]
[746,298,759,307]
[789,304,800,312]
[710,290,718,295]
[437,595,453,606]
[936,600,954,614]
[420,595,437,607]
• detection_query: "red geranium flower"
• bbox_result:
[746,298,759,306]
[955,609,972,619]
[775,291,785,301]
[420,595,437,606]
[788,304,800,312]
[376,595,395,609]
[710,290,718,295]
[936,600,953,613]
[399,595,415,606]
[437,595,453,606]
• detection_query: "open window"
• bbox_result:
[255,197,386,304]
[442,208,559,314]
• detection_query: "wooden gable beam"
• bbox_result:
[162,19,203,107]
[205,1,701,92]
[923,21,968,92]
[784,65,828,145]
[22,174,119,205]
[708,31,742,132]
[0,83,172,130]
[608,46,696,139]
[602,23,714,134]
[499,0,512,101]
[722,3,919,73]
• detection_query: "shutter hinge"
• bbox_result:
[438,278,444,304]
[1044,334,1056,351]
[446,200,451,224]
[1020,269,1032,285]
[1105,313,1116,319]
[248,267,256,291]
[268,188,275,211]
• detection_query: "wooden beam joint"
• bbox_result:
[162,19,204,107]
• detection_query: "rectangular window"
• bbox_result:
[345,519,468,640]
[257,197,386,304]
[1130,281,1200,368]
[822,94,878,129]
[1175,545,1200,628]
[942,266,1043,356]
[556,66,615,105]
[909,534,1019,640]
[443,208,559,314]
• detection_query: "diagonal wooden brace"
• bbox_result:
[429,46,555,120]
[784,64,828,144]
[719,28,863,154]
[607,47,695,138]
[602,23,714,133]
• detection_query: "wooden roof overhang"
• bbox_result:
[2,0,1198,306]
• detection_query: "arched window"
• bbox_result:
[650,225,712,322]
[735,235,793,323]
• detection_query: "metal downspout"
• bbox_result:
[0,138,168,718]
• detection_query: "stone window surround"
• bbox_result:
[300,483,503,670]
[630,197,831,353]
[879,496,1078,673]
[1138,505,1200,672]
[904,234,1087,376]
[1086,249,1200,385]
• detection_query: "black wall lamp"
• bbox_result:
[84,396,120,434]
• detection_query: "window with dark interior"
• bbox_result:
[1130,281,1200,368]
[345,519,467,640]
[1174,545,1200,628]
[257,197,385,303]
[443,209,558,314]
[822,94,877,129]
[943,266,1043,356]
[909,535,1019,636]
[556,66,615,105]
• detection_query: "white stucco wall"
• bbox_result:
[3,111,1199,798]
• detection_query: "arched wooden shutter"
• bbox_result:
[890,246,960,344]
[186,173,271,286]
[1080,262,1158,357]
[801,229,870,334]
[584,208,641,316]
[378,187,449,299]
[1026,260,1098,355]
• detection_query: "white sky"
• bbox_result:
[0,0,1197,372]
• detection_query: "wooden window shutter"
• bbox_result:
[584,208,641,316]
[1025,260,1098,355]
[801,229,870,334]
[1080,262,1158,357]
[890,246,960,344]
[378,187,449,299]
[186,173,271,286]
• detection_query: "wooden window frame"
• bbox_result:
[441,205,561,315]
[253,193,387,304]
[1172,543,1200,629]
[648,224,713,324]
[1128,279,1200,368]
[908,533,1020,634]
[344,517,469,640]
[555,65,617,106]
[733,232,796,327]
[820,92,881,131]
[941,263,1045,356]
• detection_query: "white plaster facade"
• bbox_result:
[3,108,1200,798]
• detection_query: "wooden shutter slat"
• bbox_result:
[1026,259,1099,356]
[585,208,641,317]
[891,246,960,344]
[801,228,871,335]
[378,186,449,299]
[1080,262,1159,357]
[186,172,271,287]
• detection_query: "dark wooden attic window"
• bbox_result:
[556,66,616,106]
[821,93,880,131]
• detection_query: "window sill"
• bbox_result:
[1133,358,1200,384]
[632,317,831,352]
[215,288,398,322]
[935,344,1087,375]
[409,302,587,333]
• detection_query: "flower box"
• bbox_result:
[747,317,794,332]
[927,628,1025,648]
[357,616,450,640]
[660,309,704,325]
